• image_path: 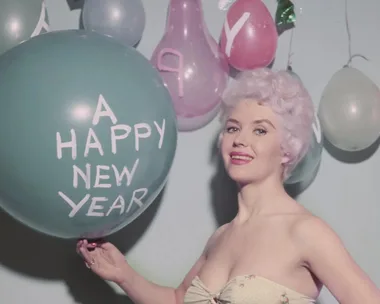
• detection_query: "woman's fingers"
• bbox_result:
[84,238,105,251]
[79,246,96,267]
[100,242,115,250]
[76,239,107,270]
[88,238,105,248]
[76,240,82,254]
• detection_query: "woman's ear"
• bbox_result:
[281,152,290,165]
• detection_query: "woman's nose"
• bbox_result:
[233,132,249,147]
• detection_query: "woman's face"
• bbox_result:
[220,99,286,185]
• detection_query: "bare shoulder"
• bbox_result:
[288,212,380,303]
[290,211,326,231]
[214,223,229,236]
[204,224,229,252]
[289,212,350,270]
[290,213,339,249]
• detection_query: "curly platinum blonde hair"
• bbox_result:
[220,68,315,179]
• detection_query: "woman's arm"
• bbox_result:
[293,216,380,303]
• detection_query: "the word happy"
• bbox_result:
[56,94,165,159]
[55,94,166,218]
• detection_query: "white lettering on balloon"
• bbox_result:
[55,94,165,217]
[223,12,251,57]
[312,113,322,144]
[31,1,50,37]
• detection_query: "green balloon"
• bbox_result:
[0,30,177,239]
[0,0,50,56]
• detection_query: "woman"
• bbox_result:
[77,68,380,304]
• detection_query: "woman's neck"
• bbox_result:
[234,176,289,223]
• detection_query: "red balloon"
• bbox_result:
[219,0,278,71]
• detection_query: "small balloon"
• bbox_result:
[219,0,278,71]
[0,0,50,56]
[151,0,228,132]
[0,30,177,239]
[318,67,380,151]
[285,69,323,184]
[286,113,323,184]
[82,0,146,47]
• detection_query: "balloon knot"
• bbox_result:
[346,53,369,67]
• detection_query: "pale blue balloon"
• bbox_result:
[82,0,146,47]
[0,0,50,55]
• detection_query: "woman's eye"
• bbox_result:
[254,128,267,135]
[226,126,239,133]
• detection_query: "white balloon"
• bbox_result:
[318,67,380,151]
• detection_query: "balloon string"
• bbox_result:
[286,29,294,68]
[344,0,368,67]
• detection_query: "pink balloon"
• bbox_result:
[151,0,229,132]
[203,20,230,73]
[219,0,278,71]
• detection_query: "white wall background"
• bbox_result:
[1,0,379,303]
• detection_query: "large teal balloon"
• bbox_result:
[0,30,177,239]
[0,0,50,56]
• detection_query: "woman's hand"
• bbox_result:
[77,239,129,284]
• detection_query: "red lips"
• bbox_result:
[230,151,254,165]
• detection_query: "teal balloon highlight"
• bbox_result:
[0,0,50,56]
[0,30,177,239]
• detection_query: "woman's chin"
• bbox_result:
[227,168,269,186]
[227,171,256,185]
